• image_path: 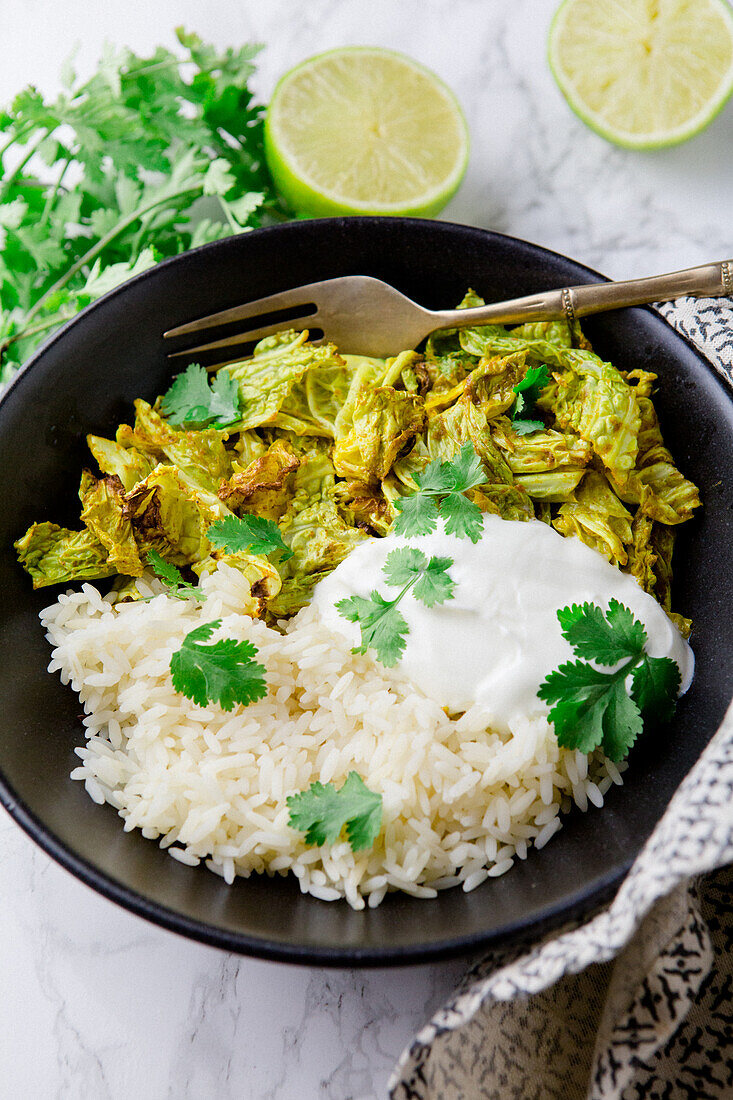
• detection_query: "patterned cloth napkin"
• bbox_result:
[390,296,733,1100]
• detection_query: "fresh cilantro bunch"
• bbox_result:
[393,442,486,542]
[170,619,267,711]
[148,549,205,600]
[287,772,382,852]
[538,600,681,762]
[207,513,293,560]
[161,363,241,429]
[511,365,549,435]
[337,546,454,666]
[0,29,290,382]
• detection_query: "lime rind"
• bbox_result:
[548,0,733,150]
[264,46,469,218]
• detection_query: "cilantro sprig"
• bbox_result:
[337,547,454,667]
[0,31,289,384]
[148,549,205,601]
[161,363,241,429]
[511,365,549,435]
[170,619,267,711]
[287,772,382,852]
[393,443,486,542]
[538,600,681,762]
[207,514,292,560]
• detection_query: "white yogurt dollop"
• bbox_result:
[311,515,694,733]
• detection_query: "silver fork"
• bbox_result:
[163,260,733,364]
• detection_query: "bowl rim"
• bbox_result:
[1,216,729,965]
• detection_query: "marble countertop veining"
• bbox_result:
[1,2,731,1097]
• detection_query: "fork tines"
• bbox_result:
[163,283,321,365]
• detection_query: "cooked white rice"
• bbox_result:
[40,563,624,910]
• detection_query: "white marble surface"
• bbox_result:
[1,2,731,1097]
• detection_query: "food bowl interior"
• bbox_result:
[0,219,731,964]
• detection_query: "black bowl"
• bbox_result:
[1,218,731,965]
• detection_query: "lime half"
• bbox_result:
[548,0,733,149]
[264,47,469,218]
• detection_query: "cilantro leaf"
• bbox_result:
[392,443,486,540]
[382,547,455,605]
[557,601,646,665]
[444,443,486,493]
[286,771,382,852]
[601,678,644,762]
[337,592,409,667]
[412,557,455,607]
[414,456,455,494]
[539,660,643,759]
[161,364,241,429]
[510,365,549,434]
[170,619,267,711]
[512,418,545,436]
[207,514,292,560]
[382,547,428,588]
[393,493,440,538]
[540,601,683,762]
[538,661,612,750]
[148,548,205,601]
[605,600,650,657]
[0,34,288,385]
[440,491,484,543]
[513,364,550,404]
[630,656,681,724]
[337,549,455,664]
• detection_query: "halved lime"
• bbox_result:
[264,47,469,218]
[548,0,733,149]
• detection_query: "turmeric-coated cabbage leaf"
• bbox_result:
[334,481,395,537]
[218,440,299,520]
[427,395,515,485]
[222,330,346,431]
[278,449,366,584]
[125,465,232,563]
[87,434,155,492]
[537,350,641,486]
[610,389,700,524]
[553,470,634,567]
[333,386,426,484]
[271,355,356,437]
[332,354,391,438]
[449,312,640,486]
[625,510,657,595]
[514,470,587,501]
[490,417,592,475]
[117,400,232,492]
[79,470,143,576]
[279,497,366,580]
[15,522,116,588]
[266,571,333,619]
[470,484,534,520]
[425,351,529,418]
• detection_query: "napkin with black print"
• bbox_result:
[390,295,733,1100]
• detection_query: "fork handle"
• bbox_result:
[434,260,733,330]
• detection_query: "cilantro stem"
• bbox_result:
[0,126,33,164]
[383,575,420,610]
[337,549,455,667]
[219,197,241,233]
[39,157,73,228]
[24,181,202,325]
[0,129,56,200]
[0,313,74,353]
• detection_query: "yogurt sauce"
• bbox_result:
[311,515,694,733]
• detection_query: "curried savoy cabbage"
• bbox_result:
[16,291,700,631]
